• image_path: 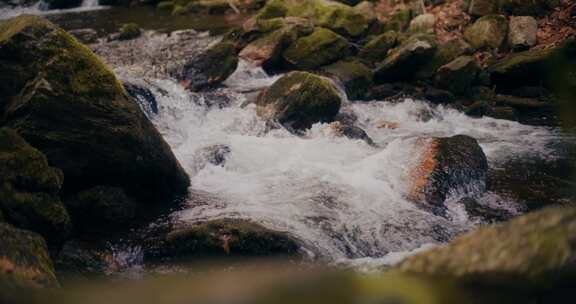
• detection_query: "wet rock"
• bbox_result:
[419,87,456,104]
[64,186,139,236]
[123,81,159,118]
[367,83,418,100]
[178,40,238,91]
[374,34,437,83]
[143,219,301,261]
[282,27,349,70]
[487,106,518,121]
[0,128,71,249]
[319,59,373,100]
[68,28,98,44]
[239,18,313,71]
[256,71,341,131]
[464,15,508,50]
[398,206,576,288]
[0,16,190,211]
[459,197,513,223]
[0,223,59,288]
[328,121,375,146]
[256,0,370,37]
[358,31,398,64]
[408,13,436,34]
[415,37,472,80]
[407,135,488,207]
[435,56,480,95]
[488,46,555,89]
[508,16,538,51]
[192,144,231,173]
[54,240,112,277]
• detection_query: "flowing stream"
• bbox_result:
[123,60,565,268]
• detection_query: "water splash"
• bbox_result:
[0,0,106,20]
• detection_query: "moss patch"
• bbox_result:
[282,27,349,70]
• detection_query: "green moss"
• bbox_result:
[118,23,141,41]
[256,71,341,130]
[0,223,59,288]
[359,31,398,64]
[398,206,576,289]
[415,38,472,79]
[320,59,373,100]
[256,0,288,19]
[282,27,349,70]
[0,128,71,249]
[463,15,508,50]
[383,8,413,32]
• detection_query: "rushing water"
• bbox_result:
[116,60,564,268]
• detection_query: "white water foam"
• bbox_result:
[132,63,560,269]
[0,0,106,20]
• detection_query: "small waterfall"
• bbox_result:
[81,0,100,8]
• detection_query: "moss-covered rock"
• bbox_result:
[359,31,398,64]
[407,135,488,210]
[239,17,313,71]
[399,206,576,288]
[256,0,370,37]
[178,40,238,91]
[117,23,141,41]
[463,15,508,50]
[0,16,190,213]
[435,56,480,95]
[282,27,349,70]
[156,1,174,10]
[414,38,472,80]
[143,218,301,261]
[0,128,71,249]
[0,223,59,288]
[374,34,437,83]
[488,47,553,89]
[319,59,373,100]
[256,71,342,131]
[382,6,413,32]
[64,186,138,236]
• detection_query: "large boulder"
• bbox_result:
[463,15,508,50]
[0,16,190,215]
[256,0,370,37]
[374,34,437,83]
[178,40,239,91]
[0,223,59,288]
[407,135,488,208]
[143,218,301,261]
[435,56,480,95]
[256,71,342,131]
[282,27,349,70]
[0,128,71,249]
[319,59,373,100]
[398,206,576,288]
[508,16,538,51]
